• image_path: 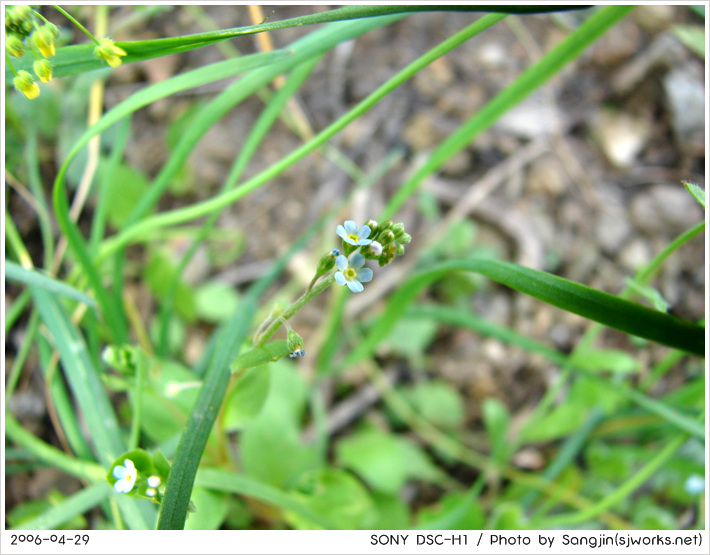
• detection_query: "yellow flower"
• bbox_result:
[94,38,127,68]
[13,70,40,99]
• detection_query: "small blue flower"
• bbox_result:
[336,221,372,246]
[334,253,373,293]
[112,459,137,494]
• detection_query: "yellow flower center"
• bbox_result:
[347,233,359,243]
[344,268,357,280]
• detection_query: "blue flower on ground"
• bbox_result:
[112,459,137,493]
[336,221,372,246]
[334,253,373,293]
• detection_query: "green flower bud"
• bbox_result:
[33,58,52,82]
[44,21,59,39]
[5,34,25,57]
[13,70,40,99]
[399,232,412,245]
[316,249,339,276]
[287,330,305,357]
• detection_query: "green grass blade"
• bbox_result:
[10,482,111,531]
[30,288,125,464]
[536,434,688,528]
[380,5,636,219]
[4,413,105,482]
[98,13,505,259]
[5,260,96,307]
[6,5,588,82]
[345,258,704,370]
[195,468,336,530]
[157,219,325,530]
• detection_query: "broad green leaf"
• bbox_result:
[144,249,196,322]
[286,468,376,530]
[482,398,512,468]
[570,346,641,374]
[370,492,411,530]
[489,502,529,530]
[336,427,443,494]
[100,159,150,230]
[195,281,240,323]
[401,381,465,430]
[222,365,271,431]
[240,362,320,489]
[194,467,336,529]
[417,491,486,530]
[184,488,229,531]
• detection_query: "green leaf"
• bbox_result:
[184,488,229,530]
[100,159,151,229]
[239,362,320,489]
[230,341,291,374]
[5,260,96,307]
[417,491,486,530]
[195,281,240,323]
[336,427,443,494]
[344,257,705,373]
[682,180,706,208]
[144,249,196,321]
[286,468,376,530]
[482,398,512,468]
[401,381,465,430]
[8,484,109,531]
[624,278,669,312]
[569,346,641,374]
[194,467,336,529]
[222,365,271,431]
[673,25,705,59]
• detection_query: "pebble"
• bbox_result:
[592,108,651,168]
[663,62,706,147]
[629,183,704,234]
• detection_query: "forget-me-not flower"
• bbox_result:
[336,221,372,246]
[112,459,137,494]
[334,253,372,293]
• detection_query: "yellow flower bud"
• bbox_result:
[5,34,25,57]
[33,59,53,82]
[13,70,40,99]
[30,29,55,58]
[94,38,127,68]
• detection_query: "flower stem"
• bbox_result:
[54,5,100,45]
[5,54,18,75]
[255,273,335,346]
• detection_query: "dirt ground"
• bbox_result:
[5,5,706,525]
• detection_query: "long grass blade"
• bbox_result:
[5,260,96,307]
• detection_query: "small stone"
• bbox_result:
[619,238,652,272]
[663,63,706,147]
[592,109,651,168]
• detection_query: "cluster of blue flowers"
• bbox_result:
[332,219,410,293]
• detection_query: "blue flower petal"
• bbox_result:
[334,271,346,286]
[335,255,348,271]
[336,225,346,239]
[357,267,373,283]
[350,253,365,268]
[344,220,358,234]
[346,279,364,293]
[358,225,371,240]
